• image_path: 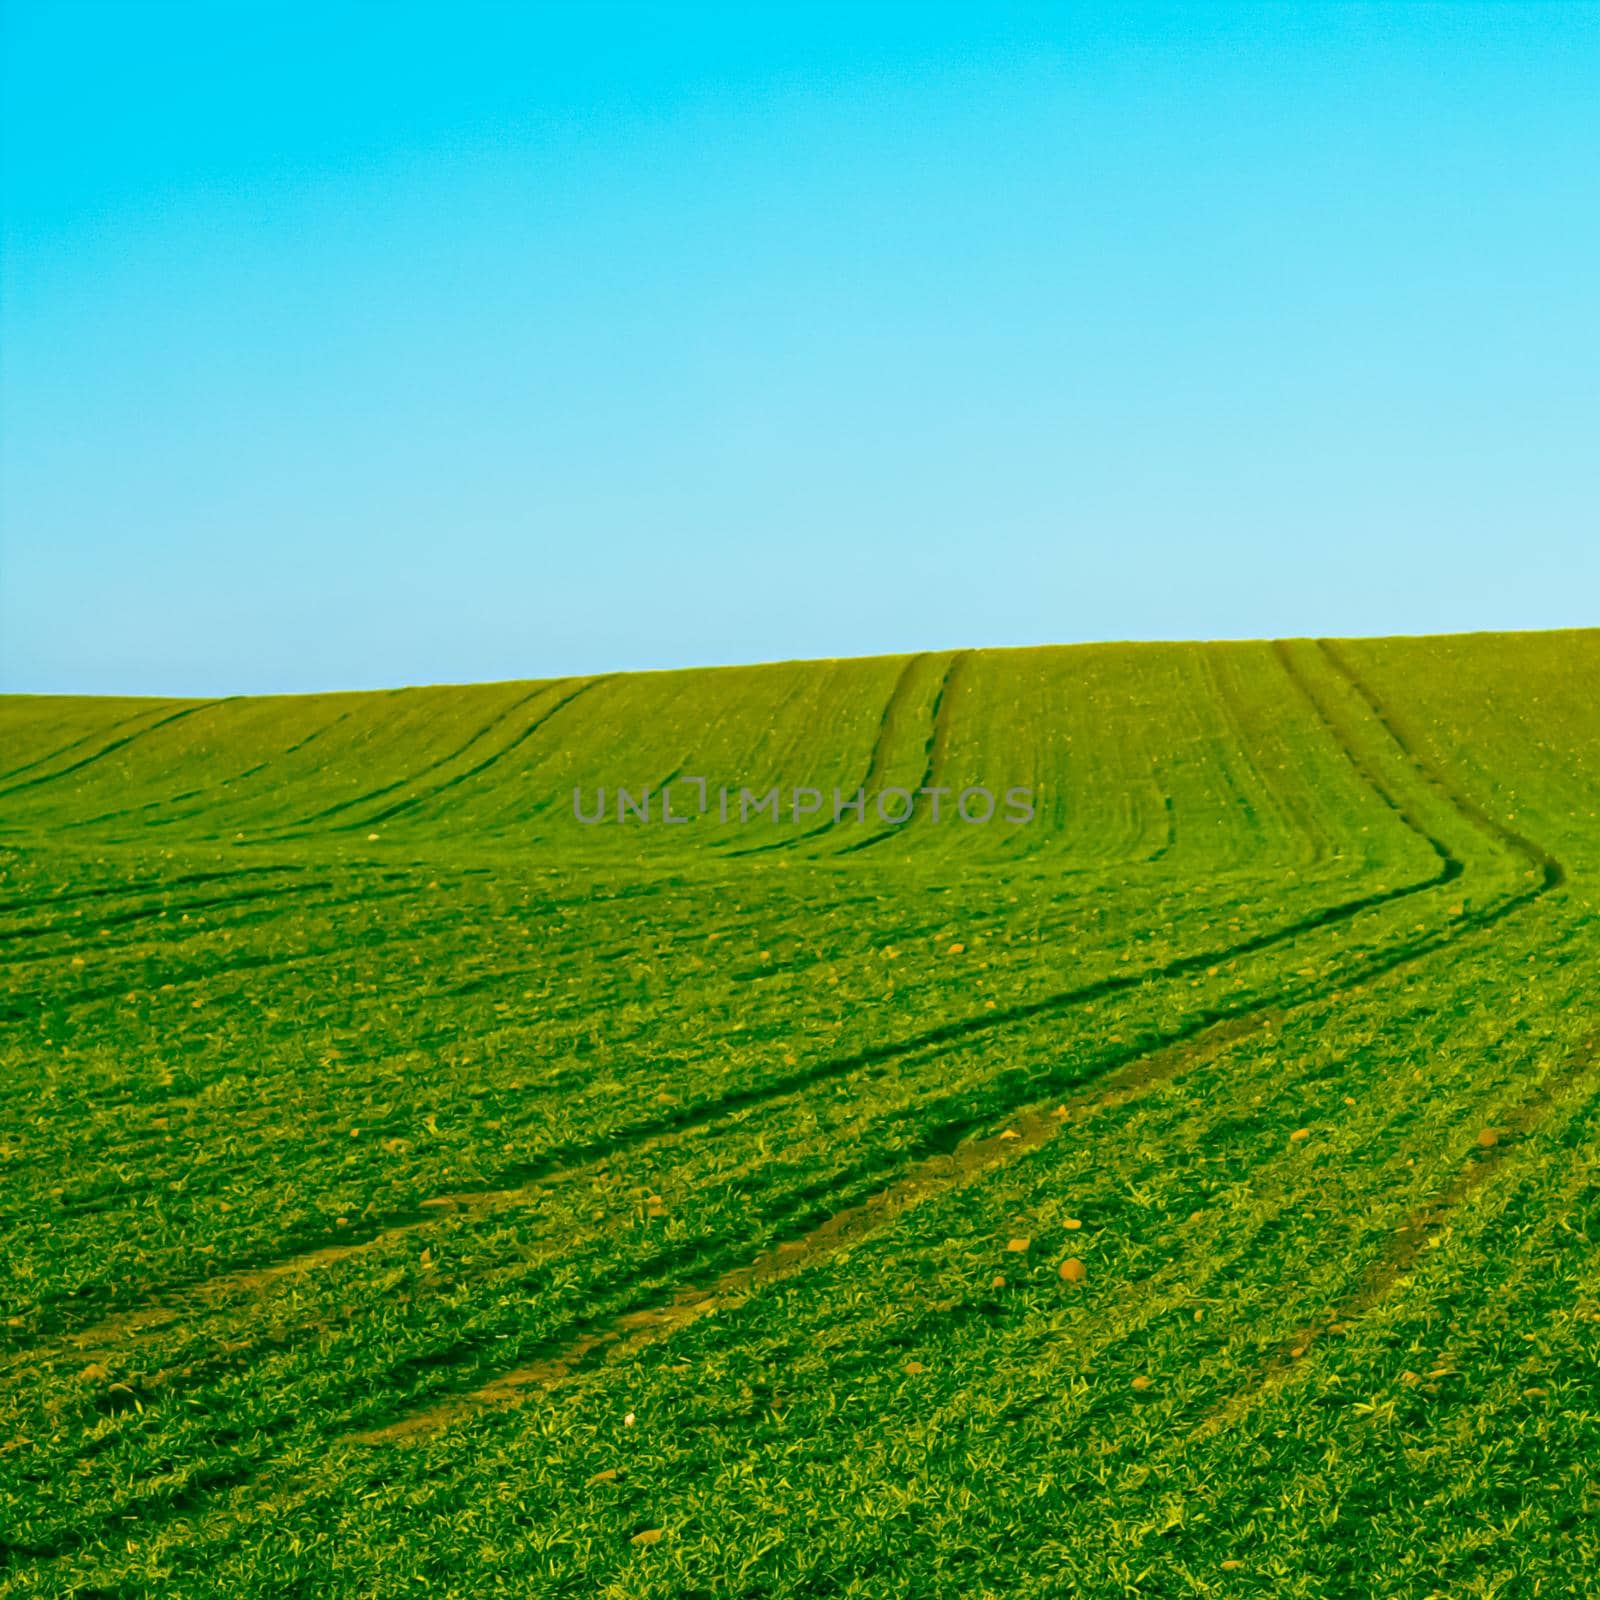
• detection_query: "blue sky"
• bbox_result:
[2,2,1596,695]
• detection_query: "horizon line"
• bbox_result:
[4,622,1595,704]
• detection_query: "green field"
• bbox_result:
[2,630,1598,1598]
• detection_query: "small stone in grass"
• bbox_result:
[991,1274,1006,1289]
[631,1527,663,1546]
[1064,1217,1082,1231]
[1290,1128,1311,1142]
[1476,1127,1499,1148]
[903,1360,926,1375]
[1130,1374,1151,1391]
[1006,1236,1031,1253]
[1059,1257,1086,1284]
[1221,1559,1243,1571]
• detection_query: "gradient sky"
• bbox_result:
[2,2,1596,695]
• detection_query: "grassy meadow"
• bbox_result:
[1,630,1598,1597]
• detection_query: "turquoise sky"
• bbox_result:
[2,2,1596,695]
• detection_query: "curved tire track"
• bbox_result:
[280,683,562,829]
[0,702,227,802]
[836,648,972,856]
[727,652,932,858]
[352,676,612,830]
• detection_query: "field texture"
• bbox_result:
[2,631,1598,1598]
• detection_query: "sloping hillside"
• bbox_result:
[2,630,1597,1597]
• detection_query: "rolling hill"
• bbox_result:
[2,629,1598,1597]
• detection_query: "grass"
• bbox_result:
[1,629,1597,1597]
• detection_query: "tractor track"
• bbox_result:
[0,704,177,787]
[2,874,1563,1569]
[351,676,613,831]
[352,1008,1282,1445]
[1271,640,1463,885]
[341,875,1560,1453]
[7,847,1461,1350]
[275,682,562,829]
[728,652,933,858]
[0,701,229,801]
[1204,645,1331,868]
[0,863,309,921]
[0,878,340,952]
[835,649,973,856]
[1177,639,1571,1443]
[1319,638,1564,890]
[1189,1027,1600,1446]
